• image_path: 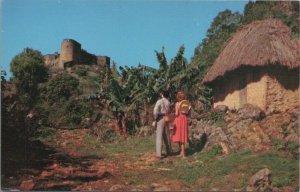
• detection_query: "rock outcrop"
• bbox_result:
[189,104,299,154]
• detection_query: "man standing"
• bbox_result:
[153,91,172,160]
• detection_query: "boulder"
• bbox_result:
[288,107,299,121]
[151,183,171,191]
[214,105,228,113]
[19,179,35,191]
[224,112,240,123]
[287,107,299,136]
[248,168,272,192]
[284,134,299,143]
[204,126,233,152]
[109,184,124,191]
[238,104,265,121]
[220,142,231,155]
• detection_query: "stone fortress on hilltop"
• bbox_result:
[44,39,110,70]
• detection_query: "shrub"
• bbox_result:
[41,73,80,104]
[206,111,226,128]
[207,144,223,157]
[75,67,88,77]
[280,122,290,137]
[272,139,299,159]
[64,98,94,126]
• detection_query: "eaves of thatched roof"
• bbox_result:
[203,19,300,84]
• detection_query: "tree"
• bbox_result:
[106,67,129,136]
[243,1,299,36]
[37,73,89,127]
[96,62,158,135]
[10,48,48,106]
[122,64,157,127]
[154,45,192,101]
[191,9,242,77]
[41,73,80,104]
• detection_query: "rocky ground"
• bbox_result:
[190,104,299,155]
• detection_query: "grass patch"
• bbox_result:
[80,135,298,190]
[80,134,155,159]
[34,126,57,142]
[272,177,293,187]
[272,139,299,158]
[162,149,298,189]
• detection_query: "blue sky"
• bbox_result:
[1,0,248,78]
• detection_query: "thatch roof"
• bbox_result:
[203,19,300,84]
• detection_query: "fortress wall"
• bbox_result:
[59,39,81,69]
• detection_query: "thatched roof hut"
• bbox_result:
[203,19,300,84]
[202,19,300,113]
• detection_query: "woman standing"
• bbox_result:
[172,91,190,158]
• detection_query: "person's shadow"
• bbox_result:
[186,133,207,156]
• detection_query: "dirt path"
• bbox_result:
[4,127,298,191]
[9,129,188,191]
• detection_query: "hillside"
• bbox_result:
[2,104,299,191]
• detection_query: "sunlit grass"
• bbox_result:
[80,133,155,159]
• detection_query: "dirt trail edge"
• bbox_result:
[12,129,188,191]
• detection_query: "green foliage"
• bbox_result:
[10,48,48,105]
[193,85,213,112]
[75,67,88,77]
[2,49,48,147]
[44,97,94,127]
[155,47,168,71]
[35,127,57,141]
[272,139,286,151]
[41,73,80,104]
[64,98,93,125]
[272,177,293,187]
[99,129,118,143]
[154,45,199,102]
[98,44,214,134]
[207,144,223,157]
[210,111,224,122]
[243,1,275,24]
[191,10,242,77]
[37,71,99,127]
[110,61,120,80]
[243,1,299,36]
[280,122,290,137]
[96,62,159,134]
[150,45,213,113]
[272,139,299,158]
[201,111,226,127]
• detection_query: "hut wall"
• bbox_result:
[213,73,243,109]
[246,70,267,111]
[265,68,299,113]
[213,67,299,112]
